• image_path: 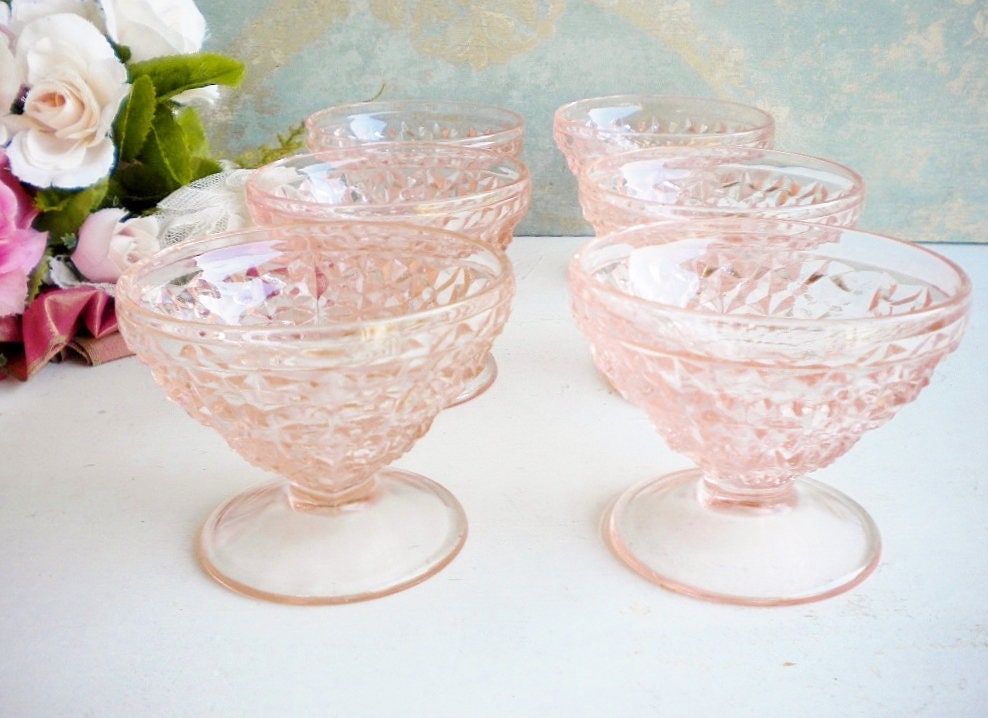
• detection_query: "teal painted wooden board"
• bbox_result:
[198,0,987,242]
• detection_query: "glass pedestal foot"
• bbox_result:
[448,352,498,406]
[198,468,467,604]
[604,468,881,606]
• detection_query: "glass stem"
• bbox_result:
[697,472,798,514]
[288,475,378,512]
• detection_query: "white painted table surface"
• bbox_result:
[1,237,986,717]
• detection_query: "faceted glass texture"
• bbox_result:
[245,146,531,251]
[569,219,970,605]
[120,222,513,496]
[579,147,865,234]
[305,99,525,158]
[245,145,530,405]
[571,220,968,486]
[116,222,515,604]
[554,94,775,176]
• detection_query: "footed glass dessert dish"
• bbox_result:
[578,146,865,235]
[554,94,775,176]
[116,222,515,604]
[569,219,970,605]
[305,99,525,157]
[245,146,531,404]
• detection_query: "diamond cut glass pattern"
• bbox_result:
[245,146,530,405]
[305,100,525,157]
[554,94,775,176]
[245,146,531,251]
[117,223,514,604]
[579,147,865,234]
[568,220,970,605]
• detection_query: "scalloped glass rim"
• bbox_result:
[569,219,972,331]
[554,93,775,143]
[116,221,515,345]
[305,99,525,151]
[245,146,531,216]
[580,146,866,219]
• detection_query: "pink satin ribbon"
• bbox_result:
[0,287,133,381]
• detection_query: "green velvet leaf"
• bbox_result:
[113,74,156,163]
[26,247,52,305]
[139,105,193,191]
[33,184,108,246]
[190,156,224,181]
[110,106,224,211]
[176,106,208,158]
[112,164,178,211]
[128,53,245,101]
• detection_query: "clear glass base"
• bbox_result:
[604,468,881,606]
[198,468,467,604]
[448,352,498,406]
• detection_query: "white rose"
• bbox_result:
[5,0,105,32]
[72,208,160,283]
[0,31,15,147]
[99,0,206,61]
[3,13,129,189]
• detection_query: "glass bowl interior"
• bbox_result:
[245,147,531,221]
[117,221,514,355]
[569,219,971,469]
[571,220,969,345]
[579,146,865,225]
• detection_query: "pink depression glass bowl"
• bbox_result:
[569,219,970,606]
[553,94,774,176]
[245,146,531,405]
[305,99,525,157]
[579,146,866,235]
[116,222,515,605]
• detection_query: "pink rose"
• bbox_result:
[0,151,48,317]
[72,208,160,283]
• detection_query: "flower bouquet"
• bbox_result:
[0,0,246,380]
